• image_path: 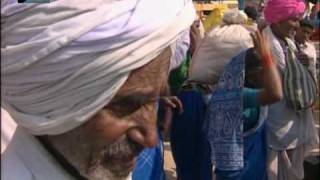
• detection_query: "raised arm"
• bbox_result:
[251,31,283,105]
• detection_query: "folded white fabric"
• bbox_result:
[189,9,253,84]
[1,108,17,153]
[1,0,196,135]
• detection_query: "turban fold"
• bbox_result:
[1,0,196,135]
[264,0,306,24]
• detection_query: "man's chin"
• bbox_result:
[105,158,136,178]
[84,159,136,180]
[86,172,132,180]
[85,170,132,180]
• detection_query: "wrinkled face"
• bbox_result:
[295,26,314,44]
[41,48,171,180]
[273,16,301,39]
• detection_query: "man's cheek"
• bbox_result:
[138,104,158,123]
[86,116,134,144]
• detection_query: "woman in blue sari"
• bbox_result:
[206,31,283,180]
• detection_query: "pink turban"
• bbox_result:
[264,0,306,24]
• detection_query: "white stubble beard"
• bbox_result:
[84,164,132,180]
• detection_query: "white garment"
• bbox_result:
[297,42,318,82]
[267,147,305,180]
[263,26,319,150]
[1,111,75,180]
[263,27,287,71]
[170,28,190,70]
[1,123,134,180]
[1,0,196,135]
[264,26,319,180]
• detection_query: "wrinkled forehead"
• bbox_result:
[114,47,171,99]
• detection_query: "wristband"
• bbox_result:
[261,54,274,68]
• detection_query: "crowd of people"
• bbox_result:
[1,0,319,180]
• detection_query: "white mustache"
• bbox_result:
[102,137,143,158]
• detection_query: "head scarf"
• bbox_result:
[264,0,305,24]
[1,0,196,135]
[206,51,246,171]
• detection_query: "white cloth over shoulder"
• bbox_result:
[263,27,287,71]
[2,129,74,180]
[1,107,74,180]
[1,108,132,180]
[1,0,196,135]
[263,26,319,150]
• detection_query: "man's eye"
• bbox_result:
[109,99,139,113]
[107,96,157,117]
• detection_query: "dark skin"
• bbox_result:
[270,16,301,41]
[249,31,283,105]
[158,89,183,136]
[189,20,202,57]
[294,25,315,66]
[39,48,183,179]
[295,25,314,44]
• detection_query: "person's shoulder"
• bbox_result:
[285,38,296,49]
[304,41,317,54]
[305,41,316,49]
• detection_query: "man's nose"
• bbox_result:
[127,121,158,148]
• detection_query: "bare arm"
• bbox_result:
[189,20,202,57]
[251,31,283,106]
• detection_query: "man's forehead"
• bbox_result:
[115,87,157,100]
[115,48,171,96]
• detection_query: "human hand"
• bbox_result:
[158,95,183,136]
[159,96,183,114]
[251,30,271,57]
[158,96,183,137]
[190,20,202,56]
[158,108,173,137]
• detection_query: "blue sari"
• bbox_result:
[206,51,268,180]
[214,114,268,180]
[132,102,166,180]
[170,90,212,180]
[132,129,165,180]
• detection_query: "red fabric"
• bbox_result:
[261,54,274,68]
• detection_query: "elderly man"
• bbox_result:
[263,0,319,180]
[1,0,196,180]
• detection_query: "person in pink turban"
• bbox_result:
[262,1,319,180]
[264,0,305,40]
[264,0,306,24]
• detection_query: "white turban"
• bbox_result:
[1,0,196,135]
